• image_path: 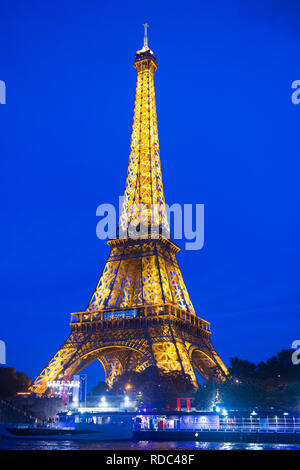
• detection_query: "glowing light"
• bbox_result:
[124,395,131,407]
[29,30,230,397]
[186,397,191,412]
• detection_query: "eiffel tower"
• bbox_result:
[30,27,229,395]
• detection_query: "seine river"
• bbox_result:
[0,440,299,450]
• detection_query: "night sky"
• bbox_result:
[1,0,299,389]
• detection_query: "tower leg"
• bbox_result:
[149,323,198,386]
[99,356,123,388]
[29,336,79,395]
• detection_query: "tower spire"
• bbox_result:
[119,25,167,239]
[143,23,148,49]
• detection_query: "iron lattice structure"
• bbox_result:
[31,32,230,395]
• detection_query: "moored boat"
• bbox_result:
[0,411,133,440]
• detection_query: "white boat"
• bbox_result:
[0,411,133,440]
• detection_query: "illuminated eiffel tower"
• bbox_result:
[31,26,229,394]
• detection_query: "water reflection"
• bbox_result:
[0,440,299,451]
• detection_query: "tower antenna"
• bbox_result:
[143,23,148,49]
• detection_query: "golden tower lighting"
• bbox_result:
[30,27,229,394]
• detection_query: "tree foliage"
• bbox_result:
[212,349,300,411]
[229,358,256,379]
[194,381,216,410]
[229,350,300,386]
[110,366,195,409]
[90,380,107,396]
[194,349,300,411]
[0,367,32,400]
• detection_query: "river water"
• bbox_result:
[0,440,299,450]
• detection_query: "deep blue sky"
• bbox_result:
[1,0,299,389]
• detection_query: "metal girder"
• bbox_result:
[30,316,229,394]
[30,42,230,396]
[118,55,169,238]
[87,239,196,314]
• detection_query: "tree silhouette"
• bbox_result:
[90,380,107,395]
[0,367,31,400]
[110,366,195,409]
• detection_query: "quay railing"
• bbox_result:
[137,416,300,433]
[218,416,300,433]
[70,304,211,332]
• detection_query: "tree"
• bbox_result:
[256,349,300,386]
[194,381,216,410]
[268,381,300,411]
[219,379,266,407]
[90,381,107,396]
[110,371,142,394]
[229,357,256,380]
[0,367,31,400]
[110,367,195,410]
[217,350,300,411]
[229,350,300,387]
